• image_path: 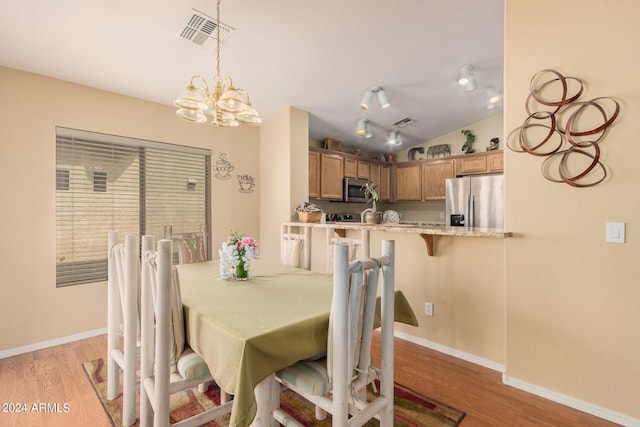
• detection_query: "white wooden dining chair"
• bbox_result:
[164,225,207,264]
[107,231,140,427]
[139,237,233,427]
[176,232,206,264]
[273,240,396,427]
[326,236,362,274]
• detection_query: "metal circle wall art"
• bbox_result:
[508,69,620,187]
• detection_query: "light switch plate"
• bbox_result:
[606,222,625,243]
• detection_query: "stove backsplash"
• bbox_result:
[306,200,446,224]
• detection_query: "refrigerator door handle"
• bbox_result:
[466,194,471,227]
[469,194,475,227]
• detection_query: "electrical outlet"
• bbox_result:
[424,302,434,317]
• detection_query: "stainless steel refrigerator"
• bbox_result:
[445,175,504,228]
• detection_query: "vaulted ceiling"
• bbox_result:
[0,0,504,153]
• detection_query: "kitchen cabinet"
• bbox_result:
[344,158,357,178]
[369,162,381,191]
[357,160,370,180]
[393,163,422,201]
[379,165,391,201]
[455,150,503,176]
[487,151,504,172]
[308,150,320,199]
[422,159,454,200]
[319,152,344,200]
[308,147,388,201]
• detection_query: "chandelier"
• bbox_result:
[174,0,260,126]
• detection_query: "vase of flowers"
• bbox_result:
[219,231,259,280]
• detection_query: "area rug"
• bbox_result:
[83,358,465,426]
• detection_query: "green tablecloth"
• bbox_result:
[176,259,418,427]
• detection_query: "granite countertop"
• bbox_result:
[283,221,511,239]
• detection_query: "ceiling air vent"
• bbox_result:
[177,9,235,51]
[391,117,415,128]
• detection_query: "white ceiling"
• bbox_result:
[0,0,504,154]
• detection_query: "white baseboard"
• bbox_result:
[393,331,639,427]
[393,330,506,372]
[503,374,640,427]
[0,328,107,359]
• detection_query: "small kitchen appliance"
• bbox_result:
[342,178,369,203]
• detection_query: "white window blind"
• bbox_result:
[56,127,211,287]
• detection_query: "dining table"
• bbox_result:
[176,259,418,427]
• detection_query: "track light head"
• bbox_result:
[486,86,500,104]
[458,65,476,91]
[386,129,402,145]
[360,86,390,109]
[356,119,372,138]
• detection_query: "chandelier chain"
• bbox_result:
[215,0,221,79]
[174,0,260,125]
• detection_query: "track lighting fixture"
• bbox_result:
[485,86,500,109]
[458,65,477,91]
[360,86,390,110]
[356,119,372,138]
[387,129,403,145]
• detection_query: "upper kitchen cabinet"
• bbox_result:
[319,151,344,200]
[455,150,504,176]
[393,162,422,201]
[369,162,381,188]
[308,150,320,199]
[422,159,454,201]
[487,151,504,172]
[378,164,391,202]
[344,157,373,180]
[357,160,370,180]
[344,157,357,178]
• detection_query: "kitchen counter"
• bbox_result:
[282,221,511,258]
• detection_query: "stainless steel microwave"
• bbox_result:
[343,178,369,203]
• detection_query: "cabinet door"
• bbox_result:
[455,155,487,175]
[344,158,357,178]
[394,163,422,201]
[422,160,454,201]
[379,165,391,201]
[369,163,381,188]
[320,153,344,200]
[357,160,370,180]
[487,151,504,172]
[308,151,320,199]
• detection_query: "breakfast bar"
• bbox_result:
[282,222,511,269]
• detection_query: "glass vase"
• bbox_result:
[233,260,249,281]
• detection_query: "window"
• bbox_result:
[55,127,211,287]
[93,171,107,192]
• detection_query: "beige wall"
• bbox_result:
[0,66,260,350]
[504,0,639,419]
[396,113,504,162]
[259,107,309,264]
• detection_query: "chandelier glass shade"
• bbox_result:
[174,0,260,127]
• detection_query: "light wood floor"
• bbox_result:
[0,334,622,427]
